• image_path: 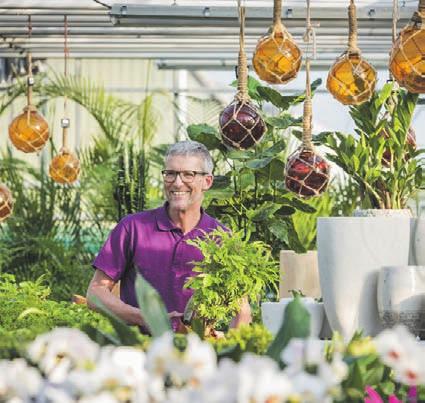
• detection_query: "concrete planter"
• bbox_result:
[261,298,324,337]
[279,250,321,299]
[377,265,425,336]
[410,218,425,265]
[317,216,411,339]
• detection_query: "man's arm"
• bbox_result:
[87,269,144,326]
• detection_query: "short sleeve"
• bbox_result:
[92,219,132,281]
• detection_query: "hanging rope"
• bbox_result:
[272,0,283,30]
[236,0,249,102]
[302,0,313,150]
[62,15,69,151]
[419,0,425,16]
[348,0,360,54]
[26,15,35,114]
[303,0,316,59]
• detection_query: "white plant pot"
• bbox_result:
[409,218,425,265]
[279,250,320,298]
[317,216,411,339]
[261,298,324,337]
[377,265,425,336]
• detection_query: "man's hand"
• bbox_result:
[168,311,183,319]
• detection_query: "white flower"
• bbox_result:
[281,338,325,375]
[27,328,99,383]
[0,358,42,401]
[68,346,148,402]
[146,332,216,388]
[318,353,348,388]
[291,371,329,402]
[42,385,75,403]
[237,354,293,403]
[78,391,119,403]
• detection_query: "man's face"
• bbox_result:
[163,155,213,212]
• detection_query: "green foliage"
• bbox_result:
[317,82,423,209]
[208,324,273,361]
[188,75,322,256]
[185,227,278,328]
[0,274,120,358]
[135,272,171,338]
[266,294,310,364]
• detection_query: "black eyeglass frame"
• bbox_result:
[161,169,210,183]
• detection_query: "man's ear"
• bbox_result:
[202,174,214,191]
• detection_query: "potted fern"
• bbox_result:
[183,227,278,336]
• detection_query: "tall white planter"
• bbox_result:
[409,218,425,265]
[279,250,320,298]
[317,217,411,339]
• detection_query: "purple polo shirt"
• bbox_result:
[92,203,224,329]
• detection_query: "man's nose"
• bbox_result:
[173,172,185,185]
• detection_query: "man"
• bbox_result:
[87,140,251,331]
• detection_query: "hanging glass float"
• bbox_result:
[390,0,425,93]
[285,59,330,198]
[49,117,80,185]
[8,51,49,153]
[252,0,302,84]
[327,0,376,105]
[0,183,13,223]
[220,5,266,149]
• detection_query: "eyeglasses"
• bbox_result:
[161,170,209,183]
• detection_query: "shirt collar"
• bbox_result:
[155,202,210,232]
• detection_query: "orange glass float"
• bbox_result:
[9,106,49,153]
[253,25,302,84]
[49,149,80,184]
[0,183,13,222]
[327,53,377,105]
[390,12,425,93]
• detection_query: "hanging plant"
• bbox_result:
[219,3,266,149]
[252,0,302,84]
[390,0,425,93]
[0,183,13,223]
[285,59,330,198]
[326,0,376,105]
[49,16,81,185]
[8,17,49,153]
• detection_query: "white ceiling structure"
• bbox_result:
[0,0,420,69]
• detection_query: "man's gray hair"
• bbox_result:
[165,140,214,173]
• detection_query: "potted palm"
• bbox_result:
[315,82,424,338]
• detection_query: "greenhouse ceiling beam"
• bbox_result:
[109,4,414,27]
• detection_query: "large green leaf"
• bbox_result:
[187,124,222,150]
[211,175,231,189]
[266,115,303,129]
[135,272,171,338]
[88,295,140,345]
[246,157,274,170]
[266,295,310,363]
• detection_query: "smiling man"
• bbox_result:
[87,140,251,332]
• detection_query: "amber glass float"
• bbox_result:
[9,107,49,153]
[390,25,425,93]
[253,28,302,84]
[327,53,377,105]
[0,184,13,222]
[219,100,266,149]
[285,149,330,198]
[49,150,81,184]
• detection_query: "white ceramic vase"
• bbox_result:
[409,218,425,265]
[279,250,321,298]
[261,298,324,337]
[377,265,425,335]
[317,216,411,339]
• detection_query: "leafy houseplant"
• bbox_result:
[184,227,279,331]
[318,82,423,210]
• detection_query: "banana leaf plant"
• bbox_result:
[187,75,322,255]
